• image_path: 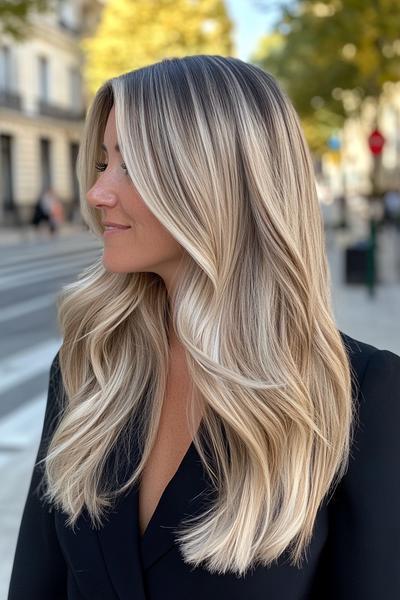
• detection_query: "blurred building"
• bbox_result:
[0,0,103,226]
[322,82,400,199]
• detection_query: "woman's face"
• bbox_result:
[86,105,185,292]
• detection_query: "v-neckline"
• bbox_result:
[94,419,215,584]
[137,438,198,542]
[91,439,201,595]
[137,433,215,572]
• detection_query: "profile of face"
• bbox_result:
[86,105,185,294]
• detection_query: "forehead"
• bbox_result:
[101,142,120,153]
[104,105,116,136]
[106,104,115,122]
[101,106,120,152]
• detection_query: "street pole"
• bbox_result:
[366,212,377,298]
[367,124,385,298]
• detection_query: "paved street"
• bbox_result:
[0,224,102,599]
[0,219,399,598]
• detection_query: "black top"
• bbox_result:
[7,331,400,600]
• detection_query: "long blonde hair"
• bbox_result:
[40,55,354,577]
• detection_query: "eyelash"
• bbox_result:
[95,161,128,174]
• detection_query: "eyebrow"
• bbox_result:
[101,143,120,153]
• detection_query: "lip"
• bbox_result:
[102,221,131,229]
[103,226,131,236]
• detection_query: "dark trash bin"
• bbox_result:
[344,239,374,284]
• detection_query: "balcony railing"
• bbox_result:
[57,17,82,36]
[38,99,86,121]
[0,90,22,110]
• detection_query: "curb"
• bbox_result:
[0,223,88,246]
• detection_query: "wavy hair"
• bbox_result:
[39,55,354,577]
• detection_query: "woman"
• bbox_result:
[8,55,400,599]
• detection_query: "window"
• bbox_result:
[0,46,11,91]
[69,66,81,109]
[38,56,49,101]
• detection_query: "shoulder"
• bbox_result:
[338,329,400,465]
[313,332,400,596]
[339,329,400,402]
[47,350,63,409]
[339,328,399,381]
[41,350,65,444]
[49,350,61,388]
[331,330,400,518]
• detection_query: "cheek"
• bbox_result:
[102,221,183,273]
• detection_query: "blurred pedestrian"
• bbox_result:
[383,188,400,279]
[384,188,400,231]
[48,191,65,233]
[31,187,63,238]
[336,193,348,229]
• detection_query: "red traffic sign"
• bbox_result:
[368,128,385,155]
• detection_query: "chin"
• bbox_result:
[102,257,130,273]
[102,254,146,274]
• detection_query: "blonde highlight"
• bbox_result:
[39,55,354,577]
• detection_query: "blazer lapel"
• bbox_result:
[95,440,148,600]
[96,425,214,590]
[139,439,214,570]
[95,484,147,599]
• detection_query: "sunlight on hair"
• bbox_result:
[39,55,353,577]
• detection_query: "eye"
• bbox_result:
[94,161,129,175]
[95,161,107,172]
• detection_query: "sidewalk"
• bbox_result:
[0,402,44,600]
[0,221,88,246]
[326,225,400,355]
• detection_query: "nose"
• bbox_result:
[86,180,118,209]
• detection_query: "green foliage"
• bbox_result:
[81,0,234,97]
[251,0,400,153]
[0,0,51,40]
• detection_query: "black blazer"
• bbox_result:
[7,331,400,599]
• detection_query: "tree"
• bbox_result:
[251,0,400,162]
[0,0,50,40]
[81,0,234,98]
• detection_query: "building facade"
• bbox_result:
[321,82,400,201]
[0,0,103,225]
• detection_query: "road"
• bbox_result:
[0,228,101,599]
[0,229,102,420]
